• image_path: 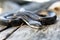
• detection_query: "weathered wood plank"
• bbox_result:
[6,25,39,40]
[0,25,7,32]
[6,16,60,40]
[0,26,19,40]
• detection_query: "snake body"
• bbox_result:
[0,1,57,28]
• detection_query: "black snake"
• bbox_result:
[0,1,57,28]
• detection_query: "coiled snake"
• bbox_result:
[0,1,57,28]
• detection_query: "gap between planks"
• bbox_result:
[0,26,20,40]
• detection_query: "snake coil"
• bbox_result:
[0,1,57,28]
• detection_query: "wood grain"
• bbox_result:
[6,16,60,40]
[0,26,19,40]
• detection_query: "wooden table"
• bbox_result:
[0,16,60,40]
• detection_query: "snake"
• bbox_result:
[0,0,57,28]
